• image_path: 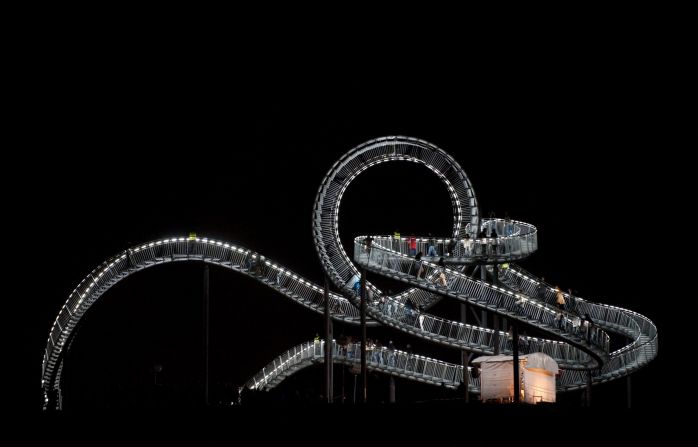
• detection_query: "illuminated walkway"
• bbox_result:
[42,136,657,408]
[246,340,477,392]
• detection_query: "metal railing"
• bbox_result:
[246,340,480,392]
[354,239,608,366]
[44,136,657,408]
[246,338,655,394]
[498,265,658,387]
[367,219,537,264]
[42,236,381,408]
[312,136,480,323]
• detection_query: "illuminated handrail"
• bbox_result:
[498,265,658,387]
[45,136,656,409]
[246,340,480,392]
[312,136,480,334]
[42,236,383,407]
[247,339,654,394]
[354,239,608,367]
[368,219,537,264]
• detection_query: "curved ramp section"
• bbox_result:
[497,265,658,388]
[245,340,632,394]
[246,340,479,392]
[44,135,657,408]
[369,219,538,265]
[42,236,379,407]
[43,241,534,408]
[340,279,595,369]
[354,239,609,368]
[313,136,480,313]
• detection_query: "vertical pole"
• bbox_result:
[586,370,592,407]
[203,264,210,407]
[481,265,487,328]
[324,276,333,403]
[360,267,368,403]
[389,376,396,403]
[492,264,500,355]
[353,373,357,404]
[461,302,470,403]
[493,315,500,355]
[512,324,520,403]
[626,374,632,409]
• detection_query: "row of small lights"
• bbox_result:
[49,234,372,376]
[333,148,648,377]
[323,153,467,307]
[348,252,520,337]
[506,267,653,351]
[355,242,576,341]
[356,242,514,334]
[47,237,292,373]
[255,338,472,389]
[45,145,653,394]
[340,245,485,331]
[256,342,323,388]
[502,268,630,352]
[47,235,627,388]
[362,230,535,245]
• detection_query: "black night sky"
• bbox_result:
[13,37,688,441]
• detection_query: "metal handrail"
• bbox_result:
[44,136,657,409]
[365,225,537,264]
[312,137,480,329]
[246,337,655,394]
[354,239,609,365]
[42,236,382,405]
[246,340,480,392]
[498,264,658,386]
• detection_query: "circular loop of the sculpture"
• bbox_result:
[312,136,480,293]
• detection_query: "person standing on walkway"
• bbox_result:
[555,286,566,311]
[536,277,547,303]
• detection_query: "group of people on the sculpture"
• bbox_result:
[373,220,597,347]
[374,292,428,331]
[399,232,504,260]
[413,253,448,288]
[410,263,597,345]
[338,335,419,369]
[391,224,510,262]
[534,279,596,344]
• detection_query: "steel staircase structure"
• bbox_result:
[246,340,478,392]
[42,136,657,408]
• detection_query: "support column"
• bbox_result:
[461,302,470,402]
[626,375,632,409]
[493,314,500,355]
[360,267,368,403]
[341,365,346,404]
[513,324,520,403]
[203,264,210,407]
[480,265,487,328]
[469,306,482,327]
[324,276,333,403]
[492,264,500,354]
[586,370,593,407]
[389,376,396,403]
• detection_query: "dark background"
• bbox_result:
[12,41,688,433]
